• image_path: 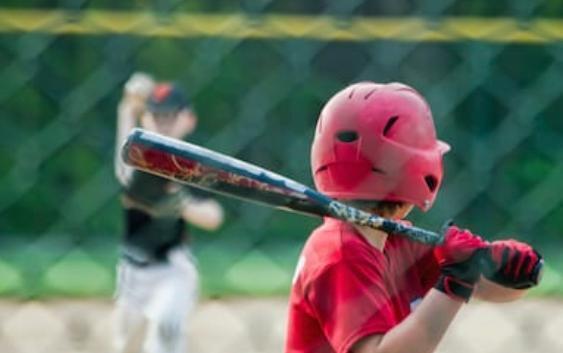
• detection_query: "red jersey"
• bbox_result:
[286,218,440,353]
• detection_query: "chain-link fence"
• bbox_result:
[0,1,562,352]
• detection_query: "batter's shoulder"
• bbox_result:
[303,220,378,267]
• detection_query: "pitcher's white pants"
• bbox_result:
[114,248,198,353]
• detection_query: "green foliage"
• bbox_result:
[0,5,562,297]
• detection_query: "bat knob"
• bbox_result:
[530,258,544,286]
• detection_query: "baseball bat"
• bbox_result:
[121,128,443,245]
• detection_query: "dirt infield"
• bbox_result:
[0,297,561,353]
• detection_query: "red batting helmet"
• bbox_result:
[311,82,450,211]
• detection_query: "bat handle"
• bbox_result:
[326,200,444,245]
[380,219,444,245]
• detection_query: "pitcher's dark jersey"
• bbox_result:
[120,169,209,265]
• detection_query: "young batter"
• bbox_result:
[114,73,224,353]
[286,82,542,353]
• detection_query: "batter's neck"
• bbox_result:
[352,225,388,251]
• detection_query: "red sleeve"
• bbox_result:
[306,258,397,353]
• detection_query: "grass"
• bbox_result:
[0,240,561,298]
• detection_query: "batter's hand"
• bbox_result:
[481,240,543,289]
[433,225,488,302]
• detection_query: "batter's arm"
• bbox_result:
[353,226,488,353]
[352,289,463,353]
[473,276,527,302]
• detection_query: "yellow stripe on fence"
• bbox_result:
[0,9,561,43]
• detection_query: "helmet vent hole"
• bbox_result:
[372,167,386,174]
[348,89,355,99]
[336,130,358,143]
[425,175,438,192]
[383,116,399,136]
[364,88,377,100]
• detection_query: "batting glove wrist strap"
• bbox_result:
[433,225,487,301]
[434,251,482,302]
[435,274,474,302]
